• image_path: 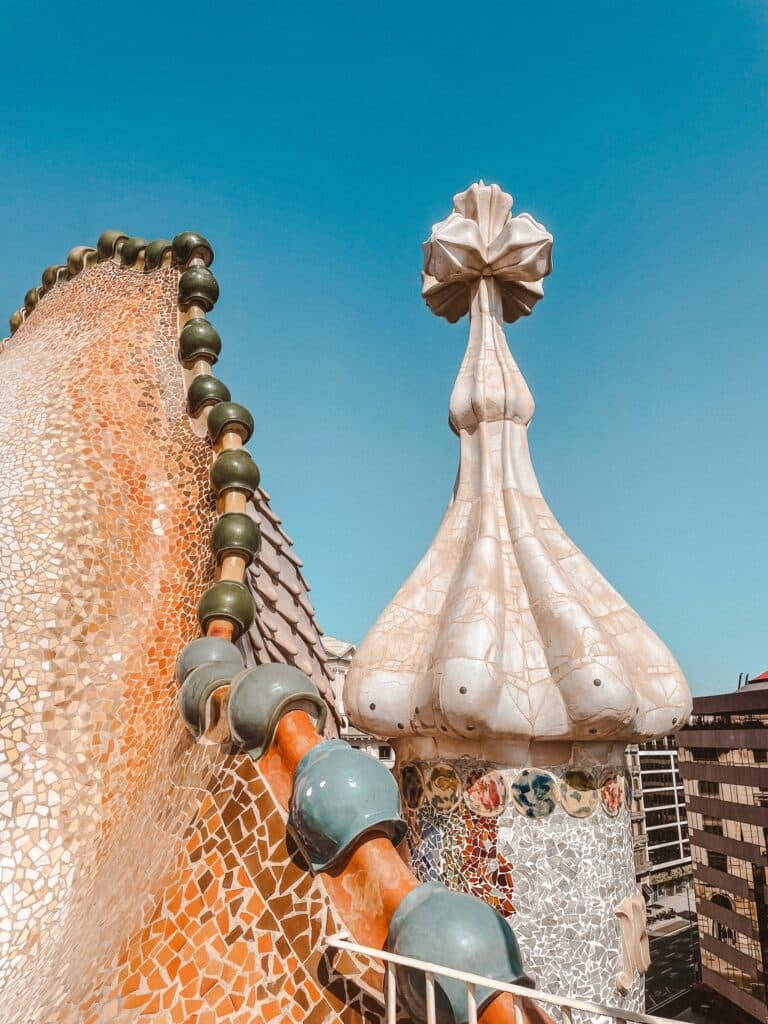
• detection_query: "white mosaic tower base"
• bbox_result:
[497,785,643,1024]
[404,758,644,1024]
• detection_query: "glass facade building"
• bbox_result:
[678,675,768,1024]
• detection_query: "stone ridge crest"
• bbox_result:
[3,230,216,343]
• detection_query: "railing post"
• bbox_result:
[386,961,397,1024]
[466,981,478,1024]
[512,995,524,1024]
[425,971,436,1024]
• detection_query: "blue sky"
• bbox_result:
[1,2,766,695]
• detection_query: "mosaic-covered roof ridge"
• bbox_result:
[2,224,334,699]
[4,229,214,339]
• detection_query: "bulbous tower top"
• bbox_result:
[344,181,691,766]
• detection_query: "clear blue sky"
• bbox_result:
[1,2,765,695]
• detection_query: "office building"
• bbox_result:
[678,670,768,1023]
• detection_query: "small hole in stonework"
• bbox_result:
[415,707,419,714]
[466,724,475,731]
[589,728,597,734]
[459,686,467,695]
[672,717,678,724]
[369,703,376,711]
[635,707,639,714]
[593,678,601,687]
[441,725,448,732]
[397,722,404,730]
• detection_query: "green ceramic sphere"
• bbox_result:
[228,664,327,759]
[179,662,235,736]
[144,239,172,270]
[211,513,261,564]
[207,402,254,445]
[178,318,221,366]
[289,740,406,873]
[210,449,260,498]
[187,375,230,416]
[174,636,245,685]
[41,264,68,291]
[179,266,219,311]
[386,883,533,1024]
[67,246,97,275]
[120,237,148,266]
[172,232,214,268]
[196,580,255,641]
[97,230,128,261]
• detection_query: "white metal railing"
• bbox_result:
[327,933,681,1024]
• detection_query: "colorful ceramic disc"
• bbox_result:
[600,772,624,816]
[463,769,508,818]
[400,763,425,810]
[509,768,561,819]
[425,762,462,814]
[560,769,599,819]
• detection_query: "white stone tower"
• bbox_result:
[344,182,692,1020]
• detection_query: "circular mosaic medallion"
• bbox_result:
[425,762,462,814]
[400,763,425,810]
[560,769,599,819]
[463,769,508,818]
[509,768,561,819]
[600,772,624,816]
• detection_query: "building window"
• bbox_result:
[707,851,728,872]
[647,826,681,847]
[755,788,768,808]
[648,842,689,867]
[703,815,723,836]
[378,745,392,760]
[690,747,719,761]
[754,749,768,763]
[647,808,677,826]
[699,780,720,798]
[711,893,736,945]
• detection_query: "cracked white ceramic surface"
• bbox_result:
[344,182,691,764]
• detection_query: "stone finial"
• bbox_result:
[422,181,552,324]
[344,181,691,764]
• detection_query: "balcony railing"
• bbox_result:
[327,933,681,1024]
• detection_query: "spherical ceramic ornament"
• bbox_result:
[426,763,462,814]
[463,769,508,819]
[174,636,244,686]
[400,763,425,810]
[227,664,326,759]
[509,769,561,819]
[560,769,599,819]
[386,882,533,1024]
[599,772,624,817]
[288,740,406,873]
